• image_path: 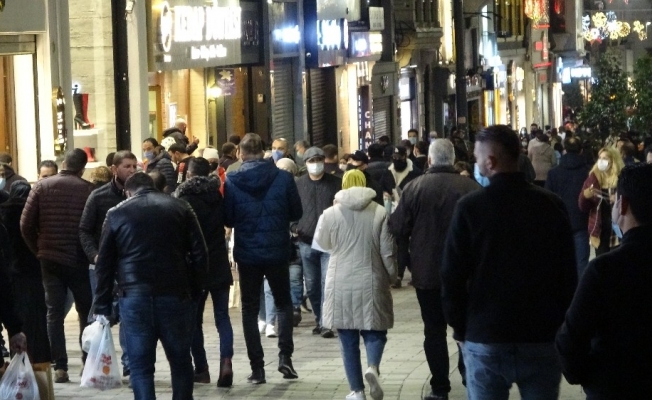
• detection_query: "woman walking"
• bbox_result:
[315,169,397,400]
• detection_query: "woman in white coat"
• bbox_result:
[315,169,397,400]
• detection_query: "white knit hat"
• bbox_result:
[202,148,219,160]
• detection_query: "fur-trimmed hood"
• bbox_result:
[174,175,222,203]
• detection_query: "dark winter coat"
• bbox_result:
[146,150,177,193]
[389,166,480,289]
[94,189,208,315]
[163,127,198,154]
[556,225,652,398]
[79,179,126,264]
[175,176,232,290]
[2,165,27,193]
[367,159,394,194]
[20,170,95,268]
[294,173,342,244]
[441,172,577,344]
[0,181,40,275]
[518,153,536,183]
[224,159,303,266]
[545,153,590,233]
[0,224,22,338]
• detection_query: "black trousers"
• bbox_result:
[238,263,294,370]
[415,288,466,395]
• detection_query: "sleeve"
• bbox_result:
[556,201,579,309]
[578,173,598,213]
[157,159,177,193]
[0,225,22,337]
[314,212,332,251]
[388,186,413,237]
[287,176,303,222]
[379,211,398,282]
[440,203,473,341]
[94,211,118,316]
[79,194,99,263]
[555,262,603,385]
[523,156,536,183]
[223,181,235,228]
[186,142,198,155]
[19,183,40,256]
[184,203,209,296]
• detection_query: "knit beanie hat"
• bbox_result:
[342,169,366,189]
[276,158,298,176]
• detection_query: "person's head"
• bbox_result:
[339,155,350,171]
[111,151,138,186]
[620,141,637,159]
[222,142,237,159]
[168,143,189,163]
[0,153,12,165]
[613,163,652,234]
[148,170,166,192]
[91,166,112,185]
[473,125,521,178]
[428,131,438,141]
[414,140,428,157]
[239,133,264,160]
[530,123,538,133]
[392,146,409,172]
[175,118,187,133]
[550,128,558,137]
[554,143,564,154]
[322,144,339,163]
[592,147,624,182]
[124,172,155,197]
[142,138,159,161]
[63,148,88,176]
[294,140,309,158]
[377,135,390,146]
[616,137,629,151]
[38,160,58,180]
[367,143,384,159]
[271,138,289,159]
[349,150,369,170]
[563,137,582,154]
[407,129,419,145]
[400,139,414,153]
[105,152,115,167]
[342,169,366,189]
[228,134,241,146]
[645,145,652,164]
[428,139,455,167]
[303,147,326,178]
[454,161,473,177]
[276,158,298,176]
[161,136,177,152]
[187,157,211,179]
[536,131,549,143]
[202,148,219,163]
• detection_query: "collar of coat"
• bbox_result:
[425,165,458,174]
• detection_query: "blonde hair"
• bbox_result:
[91,166,112,184]
[590,147,624,188]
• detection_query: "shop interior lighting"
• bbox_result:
[207,83,222,99]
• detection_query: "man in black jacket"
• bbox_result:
[348,150,385,205]
[390,139,479,400]
[294,147,342,338]
[441,125,577,399]
[556,163,652,398]
[94,172,208,400]
[174,157,234,387]
[546,137,591,277]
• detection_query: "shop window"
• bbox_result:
[494,0,524,37]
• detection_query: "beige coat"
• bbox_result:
[315,187,397,331]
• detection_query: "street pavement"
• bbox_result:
[54,273,585,399]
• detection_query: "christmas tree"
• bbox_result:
[631,54,652,135]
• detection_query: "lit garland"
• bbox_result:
[525,0,550,28]
[582,11,646,43]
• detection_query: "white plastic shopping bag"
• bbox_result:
[80,316,121,390]
[0,352,40,400]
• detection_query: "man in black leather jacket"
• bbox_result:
[94,172,208,400]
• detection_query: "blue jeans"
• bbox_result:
[573,230,590,278]
[462,342,562,400]
[120,295,196,400]
[257,280,277,325]
[338,329,387,392]
[191,288,234,371]
[298,242,330,325]
[289,262,303,308]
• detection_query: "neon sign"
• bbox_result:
[317,19,347,50]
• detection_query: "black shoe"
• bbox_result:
[246,368,266,384]
[300,297,312,313]
[320,328,335,338]
[278,355,298,379]
[423,392,448,400]
[217,358,233,388]
[312,325,321,335]
[123,368,130,377]
[293,307,302,327]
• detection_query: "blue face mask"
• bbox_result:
[473,164,490,187]
[272,150,284,163]
[144,151,155,162]
[612,221,623,239]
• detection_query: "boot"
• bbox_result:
[73,94,91,130]
[246,367,265,384]
[217,358,233,388]
[278,355,298,379]
[84,147,96,162]
[292,306,302,327]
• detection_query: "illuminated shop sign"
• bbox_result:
[273,25,301,44]
[150,0,261,71]
[318,19,348,50]
[349,32,383,58]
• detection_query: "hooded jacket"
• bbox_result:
[316,187,397,331]
[294,172,341,244]
[546,153,590,233]
[224,159,303,266]
[146,150,177,193]
[175,176,232,290]
[2,165,27,193]
[0,181,40,275]
[528,139,557,181]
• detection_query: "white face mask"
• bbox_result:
[339,163,347,172]
[307,162,324,176]
[597,159,610,172]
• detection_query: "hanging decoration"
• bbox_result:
[525,0,550,28]
[633,21,648,41]
[582,11,644,43]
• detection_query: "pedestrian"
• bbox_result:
[143,138,176,193]
[37,160,58,180]
[223,133,302,384]
[413,141,429,172]
[0,153,27,193]
[0,222,27,358]
[316,169,397,400]
[162,118,199,154]
[294,140,309,168]
[94,172,208,400]
[556,163,652,398]
[579,147,624,257]
[347,151,385,205]
[323,144,344,178]
[389,139,480,400]
[174,158,234,387]
[294,147,342,338]
[528,131,557,186]
[20,148,95,383]
[546,137,591,277]
[219,142,238,170]
[169,142,194,188]
[441,125,578,400]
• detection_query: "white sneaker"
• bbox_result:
[265,325,277,338]
[258,320,266,334]
[346,391,366,400]
[364,366,383,400]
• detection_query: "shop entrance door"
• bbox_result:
[0,56,17,161]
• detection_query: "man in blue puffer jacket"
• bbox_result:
[224,133,303,385]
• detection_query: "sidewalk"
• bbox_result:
[54,274,583,399]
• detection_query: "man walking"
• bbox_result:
[224,133,302,384]
[94,172,208,400]
[441,125,577,399]
[20,148,95,383]
[390,139,479,400]
[556,164,652,398]
[294,147,341,338]
[546,137,591,277]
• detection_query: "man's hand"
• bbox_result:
[192,136,200,145]
[9,333,26,354]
